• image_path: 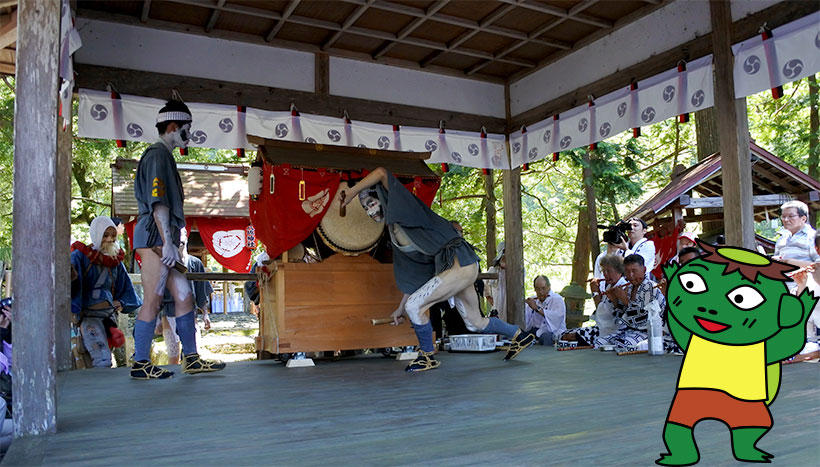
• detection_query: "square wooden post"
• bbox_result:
[56,97,73,371]
[502,83,525,328]
[11,0,61,436]
[710,0,754,248]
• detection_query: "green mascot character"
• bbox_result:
[656,242,816,465]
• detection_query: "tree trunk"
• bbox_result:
[694,107,720,160]
[582,152,600,261]
[565,206,590,328]
[808,74,818,181]
[483,170,497,266]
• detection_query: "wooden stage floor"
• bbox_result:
[3,346,818,466]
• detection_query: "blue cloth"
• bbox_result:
[375,171,479,294]
[70,249,141,315]
[481,317,519,339]
[412,322,435,352]
[174,311,198,355]
[161,256,213,317]
[133,318,157,362]
[133,142,186,249]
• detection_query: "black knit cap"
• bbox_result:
[156,99,192,124]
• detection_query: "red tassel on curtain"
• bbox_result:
[551,114,560,161]
[760,29,784,99]
[439,124,449,173]
[630,82,641,138]
[236,105,246,158]
[588,100,597,151]
[677,63,690,123]
[111,90,126,148]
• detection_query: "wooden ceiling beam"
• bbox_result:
[140,0,151,23]
[468,0,601,76]
[421,2,518,67]
[0,10,16,50]
[204,0,226,33]
[265,0,301,42]
[321,0,375,51]
[372,0,450,59]
[505,0,612,29]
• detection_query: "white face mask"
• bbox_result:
[163,122,191,148]
[363,196,383,222]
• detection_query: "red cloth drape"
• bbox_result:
[194,217,253,273]
[402,177,441,207]
[249,164,342,260]
[649,225,681,279]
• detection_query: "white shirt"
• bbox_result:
[593,276,628,336]
[625,237,656,274]
[525,292,566,339]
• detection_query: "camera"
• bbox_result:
[0,297,11,308]
[599,221,631,245]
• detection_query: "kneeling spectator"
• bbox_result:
[562,254,627,347]
[524,275,566,345]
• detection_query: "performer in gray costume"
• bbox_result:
[340,167,534,372]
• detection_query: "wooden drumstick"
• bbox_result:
[371,318,393,325]
[340,191,347,217]
[151,247,188,274]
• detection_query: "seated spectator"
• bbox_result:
[70,216,141,368]
[561,254,626,347]
[616,217,656,277]
[524,275,566,345]
[593,242,621,280]
[773,200,820,268]
[0,299,11,453]
[595,254,680,353]
[669,232,698,264]
[676,246,702,266]
[786,231,820,360]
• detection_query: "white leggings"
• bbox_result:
[405,258,489,332]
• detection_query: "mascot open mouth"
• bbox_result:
[695,317,731,333]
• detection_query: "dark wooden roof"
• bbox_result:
[75,0,665,83]
[628,142,820,225]
[111,157,249,218]
[249,135,436,178]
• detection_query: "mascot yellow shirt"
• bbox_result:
[678,336,766,401]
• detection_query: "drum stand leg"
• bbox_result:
[396,346,418,361]
[286,352,315,368]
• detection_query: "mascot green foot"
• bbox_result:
[656,423,699,466]
[731,427,773,463]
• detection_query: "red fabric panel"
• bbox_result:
[249,164,341,260]
[402,177,441,207]
[195,217,254,273]
[649,225,680,279]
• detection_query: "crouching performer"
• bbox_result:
[340,167,535,372]
[130,99,225,379]
[71,216,141,368]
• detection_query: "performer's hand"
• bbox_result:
[339,187,354,207]
[160,241,180,267]
[112,300,123,313]
[390,307,405,326]
[0,307,10,329]
[203,314,211,330]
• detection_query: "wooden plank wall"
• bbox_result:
[11,0,61,436]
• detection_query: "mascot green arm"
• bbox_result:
[667,312,692,352]
[765,291,815,364]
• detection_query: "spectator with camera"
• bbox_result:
[614,217,656,277]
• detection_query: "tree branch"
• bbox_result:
[440,194,486,202]
[526,229,575,245]
[71,196,111,208]
[521,188,568,228]
[625,150,682,177]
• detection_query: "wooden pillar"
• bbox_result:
[502,167,525,327]
[710,0,754,248]
[502,83,524,327]
[12,0,61,436]
[315,52,329,96]
[55,98,73,371]
[483,170,497,266]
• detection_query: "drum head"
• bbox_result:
[318,185,384,255]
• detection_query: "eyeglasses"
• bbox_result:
[780,214,801,221]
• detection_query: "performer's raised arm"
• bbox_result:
[339,166,389,207]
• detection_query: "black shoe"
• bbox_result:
[183,353,226,374]
[130,360,174,379]
[405,350,441,372]
[504,330,535,360]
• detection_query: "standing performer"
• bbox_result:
[130,99,225,379]
[340,167,535,372]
